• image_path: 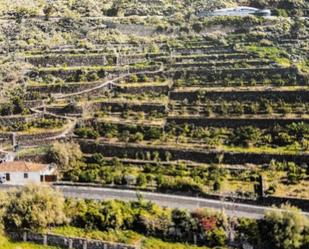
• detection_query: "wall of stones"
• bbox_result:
[77,140,309,165]
[27,55,108,67]
[16,129,65,145]
[170,89,309,103]
[118,84,170,94]
[10,231,139,249]
[106,22,157,36]
[27,82,103,95]
[24,100,45,108]
[175,53,252,63]
[174,46,235,55]
[27,54,147,67]
[166,117,309,128]
[88,101,167,113]
[30,65,159,81]
[172,60,269,69]
[0,114,42,126]
[173,67,302,84]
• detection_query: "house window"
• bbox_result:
[5,173,10,181]
[24,173,28,179]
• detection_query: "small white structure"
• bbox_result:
[199,6,271,17]
[0,161,57,185]
[0,153,15,163]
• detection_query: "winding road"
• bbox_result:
[0,184,308,219]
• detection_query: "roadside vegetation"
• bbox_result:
[0,185,308,249]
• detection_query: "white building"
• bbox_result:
[0,161,57,185]
[198,6,271,17]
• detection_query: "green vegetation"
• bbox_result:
[241,45,291,67]
[0,1,309,248]
[1,186,309,249]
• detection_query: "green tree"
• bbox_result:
[261,204,308,249]
[136,174,147,187]
[3,185,67,231]
[47,142,83,172]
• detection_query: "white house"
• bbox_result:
[198,6,271,17]
[0,161,57,185]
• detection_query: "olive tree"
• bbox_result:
[261,204,309,249]
[3,185,67,231]
[47,141,83,172]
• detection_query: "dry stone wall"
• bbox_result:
[10,231,140,249]
[170,89,309,103]
[78,140,309,165]
[166,117,309,128]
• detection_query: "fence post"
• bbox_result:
[69,239,73,249]
[23,231,27,242]
[43,235,47,245]
[83,240,87,249]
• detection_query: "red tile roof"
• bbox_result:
[0,161,48,172]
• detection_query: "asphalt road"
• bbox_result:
[1,184,308,219]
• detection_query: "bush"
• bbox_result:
[75,127,99,139]
[260,204,309,249]
[3,185,67,231]
[231,126,262,147]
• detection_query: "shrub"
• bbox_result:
[260,204,309,249]
[3,185,67,231]
[231,126,262,147]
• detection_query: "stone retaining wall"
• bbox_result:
[27,54,146,67]
[29,65,158,81]
[175,53,251,62]
[166,116,309,128]
[118,84,170,94]
[172,60,270,69]
[77,140,309,165]
[10,231,139,249]
[174,46,234,55]
[0,114,42,126]
[27,82,103,94]
[88,101,167,113]
[106,22,156,36]
[172,67,302,85]
[170,89,309,103]
[27,54,108,67]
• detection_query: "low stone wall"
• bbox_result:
[27,54,108,67]
[83,118,164,131]
[173,60,269,69]
[24,100,45,108]
[0,114,42,126]
[44,106,83,115]
[10,231,140,249]
[170,89,309,103]
[16,130,65,145]
[172,67,302,85]
[174,46,234,55]
[118,84,170,94]
[77,140,309,165]
[167,116,309,128]
[106,22,156,36]
[88,101,167,113]
[27,82,103,94]
[175,53,251,62]
[30,65,159,81]
[27,54,146,67]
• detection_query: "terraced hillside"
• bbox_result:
[0,0,308,212]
